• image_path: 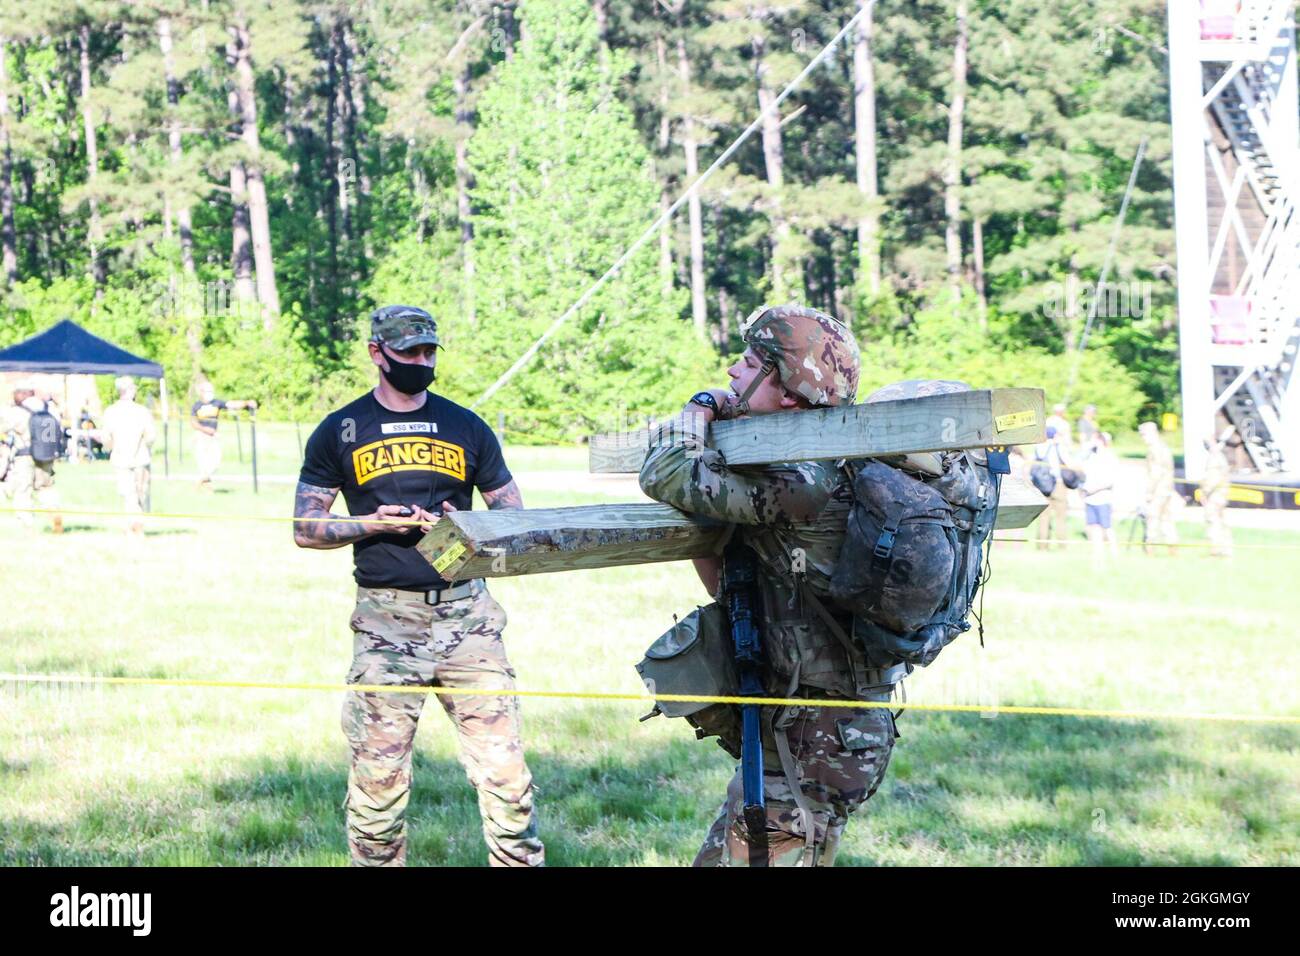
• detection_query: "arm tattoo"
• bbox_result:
[293,481,368,549]
[481,479,524,510]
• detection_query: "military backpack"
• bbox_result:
[828,446,1003,668]
[29,408,64,464]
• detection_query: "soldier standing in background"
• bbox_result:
[1076,404,1099,446]
[640,304,905,866]
[190,381,257,490]
[99,376,157,535]
[1031,426,1071,550]
[1200,426,1234,558]
[293,305,543,868]
[1139,421,1178,554]
[1,383,63,533]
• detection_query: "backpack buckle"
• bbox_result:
[873,529,896,560]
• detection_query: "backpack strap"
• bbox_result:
[769,666,818,867]
[800,584,909,692]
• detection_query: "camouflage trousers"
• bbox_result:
[1035,482,1069,548]
[3,456,57,526]
[115,464,151,514]
[1147,489,1179,548]
[1202,490,1232,557]
[694,699,896,867]
[342,580,544,867]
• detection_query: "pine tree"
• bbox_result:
[467,0,718,437]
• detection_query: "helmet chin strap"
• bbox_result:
[721,356,776,419]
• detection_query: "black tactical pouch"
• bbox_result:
[636,603,743,757]
[830,459,958,633]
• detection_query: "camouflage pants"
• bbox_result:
[1036,482,1069,548]
[115,464,151,514]
[1147,489,1179,547]
[694,700,896,867]
[342,581,543,867]
[1203,490,1232,557]
[194,432,221,482]
[4,456,57,526]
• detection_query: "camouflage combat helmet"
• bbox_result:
[370,305,441,350]
[737,303,860,408]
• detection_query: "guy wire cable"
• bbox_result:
[470,1,879,410]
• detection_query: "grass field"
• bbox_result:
[1,437,1297,866]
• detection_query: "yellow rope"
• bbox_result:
[2,673,1295,725]
[1172,477,1300,495]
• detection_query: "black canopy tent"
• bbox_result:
[0,318,178,476]
[0,319,164,379]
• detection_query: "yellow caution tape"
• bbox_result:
[1172,477,1300,495]
[1,673,1295,725]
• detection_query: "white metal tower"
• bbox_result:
[1168,0,1299,480]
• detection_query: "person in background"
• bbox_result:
[1139,420,1179,554]
[190,381,257,490]
[1080,431,1118,560]
[1200,426,1234,559]
[1,383,63,532]
[1032,425,1071,550]
[77,406,102,461]
[1045,403,1072,450]
[98,376,157,535]
[1076,404,1099,447]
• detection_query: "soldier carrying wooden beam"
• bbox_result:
[635,304,905,866]
[417,306,1046,867]
[634,304,1025,867]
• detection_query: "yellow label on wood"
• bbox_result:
[432,541,467,574]
[995,409,1037,432]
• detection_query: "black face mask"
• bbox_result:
[380,347,437,395]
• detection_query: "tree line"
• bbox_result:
[0,0,1174,438]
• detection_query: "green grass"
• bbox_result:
[1,458,1296,866]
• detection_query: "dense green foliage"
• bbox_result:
[0,0,1178,433]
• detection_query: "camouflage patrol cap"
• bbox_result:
[864,378,971,404]
[739,304,860,407]
[370,305,441,350]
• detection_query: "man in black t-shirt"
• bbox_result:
[294,305,542,867]
[191,381,257,490]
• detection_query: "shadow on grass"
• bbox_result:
[2,706,1294,866]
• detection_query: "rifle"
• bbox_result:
[721,537,768,867]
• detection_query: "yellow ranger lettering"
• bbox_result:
[352,436,468,485]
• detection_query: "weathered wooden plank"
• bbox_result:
[588,429,651,474]
[588,387,1045,473]
[419,476,1046,579]
[416,502,727,580]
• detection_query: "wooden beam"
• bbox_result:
[588,429,649,474]
[588,387,1045,473]
[419,476,1046,580]
[417,503,726,579]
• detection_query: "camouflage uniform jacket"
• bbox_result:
[1200,444,1231,497]
[1146,439,1175,498]
[640,410,898,699]
[1,404,32,453]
